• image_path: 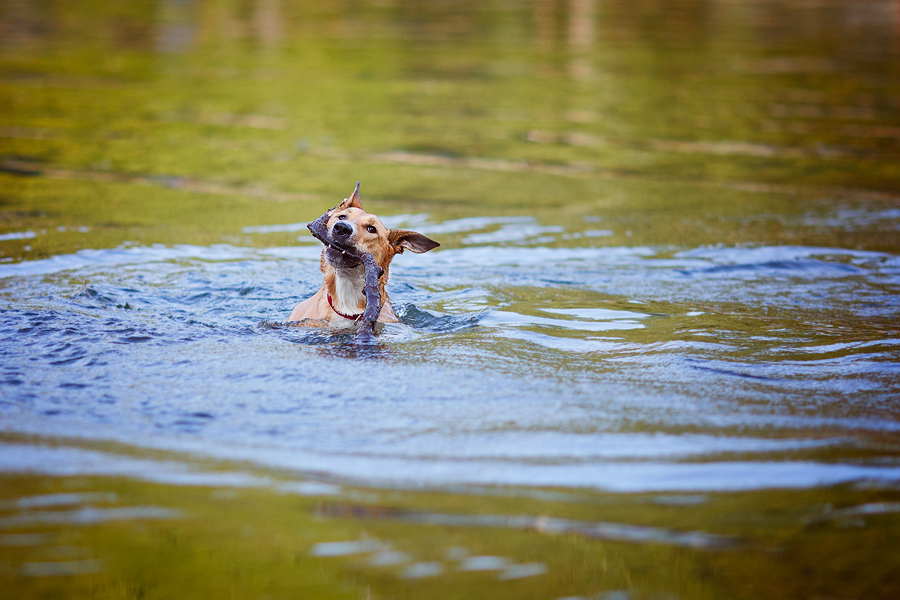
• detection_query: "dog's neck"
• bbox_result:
[327,265,367,316]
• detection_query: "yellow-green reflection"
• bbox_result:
[2,439,899,600]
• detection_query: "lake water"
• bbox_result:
[2,1,900,598]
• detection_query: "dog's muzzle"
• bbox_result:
[325,221,362,269]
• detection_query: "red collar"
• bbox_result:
[327,294,364,322]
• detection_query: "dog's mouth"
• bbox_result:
[305,198,387,343]
[307,215,365,269]
[323,242,363,269]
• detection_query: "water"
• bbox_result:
[3,239,899,491]
[2,1,900,598]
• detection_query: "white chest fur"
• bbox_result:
[332,265,366,315]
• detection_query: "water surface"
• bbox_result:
[2,1,900,598]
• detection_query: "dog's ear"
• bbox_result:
[336,182,363,210]
[388,229,440,254]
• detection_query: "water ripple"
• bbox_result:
[1,241,898,492]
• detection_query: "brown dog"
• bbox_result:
[288,184,439,326]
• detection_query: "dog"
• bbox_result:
[288,184,439,326]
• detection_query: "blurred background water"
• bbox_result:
[1,1,900,598]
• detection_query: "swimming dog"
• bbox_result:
[288,184,439,326]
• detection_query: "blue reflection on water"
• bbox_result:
[1,227,899,492]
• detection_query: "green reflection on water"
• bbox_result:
[2,0,899,262]
[2,458,900,600]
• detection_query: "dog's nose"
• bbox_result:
[332,220,353,239]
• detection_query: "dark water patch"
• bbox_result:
[255,320,359,346]
[688,363,786,382]
[397,304,485,334]
[0,159,43,177]
[117,335,154,344]
[682,258,863,279]
[50,354,87,366]
[170,419,209,434]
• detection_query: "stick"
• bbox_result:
[307,210,337,250]
[354,252,384,343]
[307,208,384,343]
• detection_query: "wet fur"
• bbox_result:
[288,185,439,326]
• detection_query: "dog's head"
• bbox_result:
[322,183,439,271]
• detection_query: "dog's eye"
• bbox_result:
[366,225,377,234]
[337,214,348,220]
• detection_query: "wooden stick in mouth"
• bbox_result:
[307,208,385,344]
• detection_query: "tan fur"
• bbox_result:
[288,186,439,327]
